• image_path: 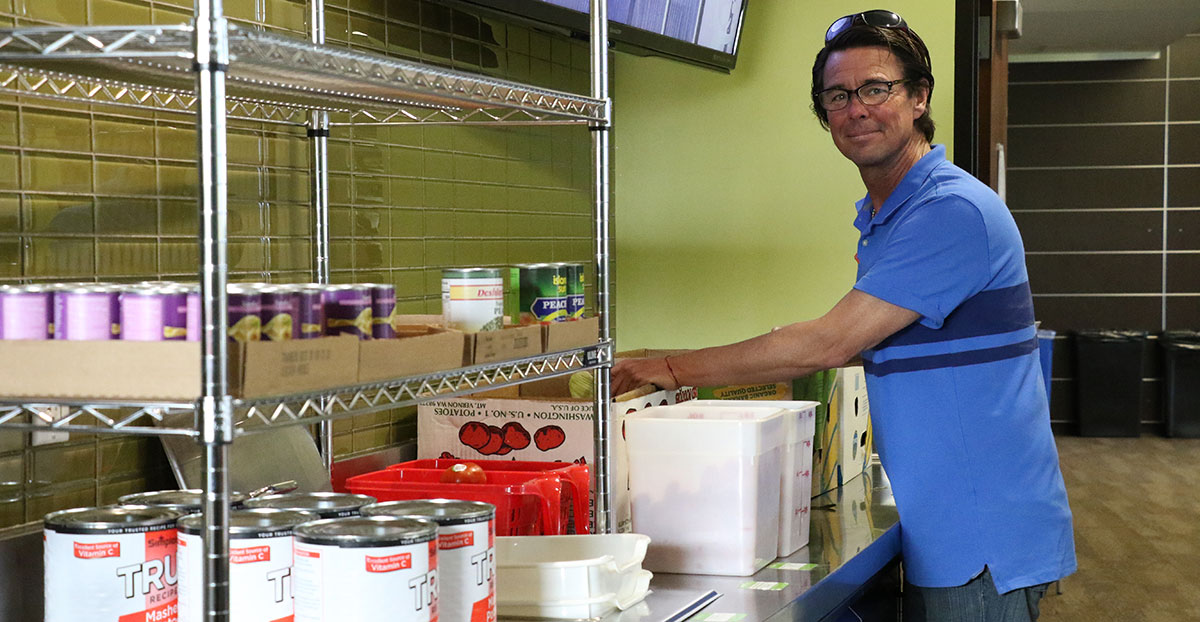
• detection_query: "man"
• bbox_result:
[612,11,1075,622]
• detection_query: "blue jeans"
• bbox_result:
[904,568,1050,622]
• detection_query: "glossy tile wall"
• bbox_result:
[0,0,595,527]
[1008,32,1200,432]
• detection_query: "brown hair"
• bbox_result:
[811,25,936,142]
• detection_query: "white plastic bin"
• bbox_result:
[495,534,652,619]
[691,400,818,556]
[624,404,786,576]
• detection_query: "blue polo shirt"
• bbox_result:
[853,145,1076,594]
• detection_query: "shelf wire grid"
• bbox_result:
[0,23,607,126]
[0,343,608,438]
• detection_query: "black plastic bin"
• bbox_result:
[1074,330,1149,437]
[1162,331,1200,438]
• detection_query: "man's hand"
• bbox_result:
[612,357,677,396]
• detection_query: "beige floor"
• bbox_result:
[1039,436,1200,621]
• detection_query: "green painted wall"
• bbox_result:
[613,3,957,349]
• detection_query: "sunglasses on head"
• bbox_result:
[825,10,908,42]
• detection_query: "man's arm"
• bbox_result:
[611,288,920,395]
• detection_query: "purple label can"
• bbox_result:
[368,283,397,339]
[227,284,263,343]
[323,284,372,340]
[184,285,200,342]
[54,286,117,341]
[94,284,123,338]
[120,286,188,341]
[260,286,298,341]
[0,285,52,340]
[295,286,324,340]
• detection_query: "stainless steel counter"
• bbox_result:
[601,462,901,622]
[2,464,900,622]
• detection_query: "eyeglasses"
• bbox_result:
[815,79,909,112]
[825,10,908,42]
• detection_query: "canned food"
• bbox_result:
[53,286,118,340]
[363,500,495,622]
[177,508,316,622]
[227,283,263,343]
[557,262,586,320]
[260,286,298,341]
[183,285,200,343]
[243,492,377,519]
[94,284,124,338]
[443,268,503,333]
[0,284,52,340]
[120,286,188,341]
[293,517,438,622]
[323,284,373,340]
[517,263,568,324]
[117,489,249,514]
[369,283,397,339]
[294,286,325,340]
[44,505,183,622]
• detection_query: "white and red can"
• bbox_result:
[118,489,249,515]
[176,508,315,622]
[362,500,496,622]
[44,505,183,622]
[243,492,376,519]
[292,516,438,622]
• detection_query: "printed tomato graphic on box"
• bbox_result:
[533,425,566,451]
[456,420,562,455]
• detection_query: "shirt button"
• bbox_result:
[862,239,869,246]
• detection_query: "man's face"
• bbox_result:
[821,46,928,170]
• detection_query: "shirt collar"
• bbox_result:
[853,144,947,233]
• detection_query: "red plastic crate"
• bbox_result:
[390,459,590,535]
[343,467,576,536]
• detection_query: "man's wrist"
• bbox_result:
[663,356,680,387]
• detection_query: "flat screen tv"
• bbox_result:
[453,0,748,72]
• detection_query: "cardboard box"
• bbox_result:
[816,464,876,569]
[358,324,467,383]
[0,340,202,401]
[543,317,600,352]
[470,324,542,364]
[795,366,872,496]
[696,382,793,401]
[229,335,361,399]
[0,336,361,402]
[417,375,690,533]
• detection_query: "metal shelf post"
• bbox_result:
[195,0,232,620]
[590,0,615,535]
[307,0,336,476]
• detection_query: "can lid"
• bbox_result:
[44,505,183,533]
[322,283,369,292]
[117,489,249,512]
[58,285,106,294]
[177,508,317,536]
[443,267,502,277]
[123,285,182,296]
[294,516,438,547]
[511,263,553,269]
[243,492,377,518]
[227,283,266,294]
[361,499,495,525]
[4,284,52,293]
